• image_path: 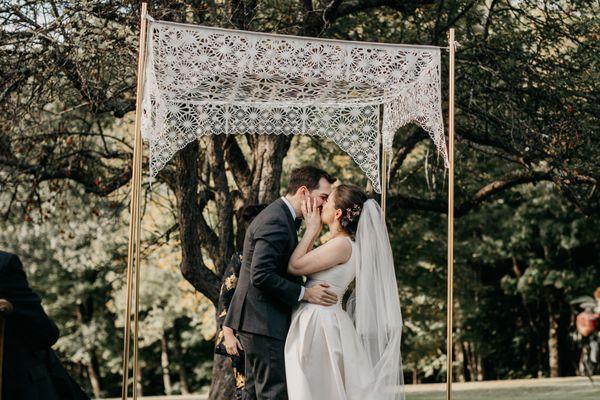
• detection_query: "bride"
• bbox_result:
[285,184,404,400]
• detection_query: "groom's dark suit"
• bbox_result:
[224,198,303,400]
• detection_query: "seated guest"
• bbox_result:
[0,250,89,400]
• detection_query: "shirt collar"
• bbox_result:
[281,196,297,220]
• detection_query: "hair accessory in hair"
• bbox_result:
[344,204,362,222]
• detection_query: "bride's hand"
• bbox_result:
[302,197,322,237]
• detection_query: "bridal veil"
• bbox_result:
[347,199,404,400]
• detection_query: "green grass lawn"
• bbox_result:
[102,377,600,400]
[407,382,600,400]
[406,386,600,400]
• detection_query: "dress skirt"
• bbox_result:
[284,302,374,400]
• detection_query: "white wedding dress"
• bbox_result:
[284,236,373,400]
[284,200,405,400]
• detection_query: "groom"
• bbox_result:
[224,166,339,400]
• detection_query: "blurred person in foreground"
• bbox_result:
[0,250,89,400]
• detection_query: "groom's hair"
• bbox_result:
[286,166,336,195]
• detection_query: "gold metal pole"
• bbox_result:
[121,3,148,400]
[131,111,145,400]
[446,28,456,400]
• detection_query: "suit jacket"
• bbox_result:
[224,198,303,340]
[0,251,89,400]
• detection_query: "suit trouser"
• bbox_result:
[238,331,288,400]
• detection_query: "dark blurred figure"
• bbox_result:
[573,286,600,380]
[214,204,266,400]
[0,251,89,400]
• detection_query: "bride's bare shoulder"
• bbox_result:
[324,235,352,263]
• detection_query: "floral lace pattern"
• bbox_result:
[141,18,448,192]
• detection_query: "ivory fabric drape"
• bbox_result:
[140,16,447,192]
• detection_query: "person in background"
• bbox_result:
[0,250,89,400]
[590,287,600,365]
[214,204,267,400]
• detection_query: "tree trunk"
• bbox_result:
[476,353,484,381]
[209,355,236,400]
[174,141,220,304]
[206,135,234,275]
[136,361,143,397]
[250,135,292,204]
[161,333,173,395]
[465,341,478,382]
[75,304,103,398]
[454,339,466,382]
[78,362,85,390]
[548,302,560,377]
[172,323,190,395]
[86,364,102,398]
[86,359,102,399]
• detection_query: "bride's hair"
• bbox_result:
[332,184,368,238]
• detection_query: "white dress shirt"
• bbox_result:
[281,196,305,302]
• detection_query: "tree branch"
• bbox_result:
[224,135,252,197]
[300,0,435,36]
[0,152,131,196]
[332,0,435,20]
[174,141,220,305]
[388,128,428,181]
[206,135,235,276]
[388,170,556,217]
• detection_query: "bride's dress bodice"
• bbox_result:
[305,237,356,304]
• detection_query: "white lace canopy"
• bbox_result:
[141,16,448,192]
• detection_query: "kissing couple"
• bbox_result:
[223,166,404,400]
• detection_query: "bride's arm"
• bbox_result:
[288,236,351,276]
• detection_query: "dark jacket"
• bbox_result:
[224,198,303,340]
[0,251,89,400]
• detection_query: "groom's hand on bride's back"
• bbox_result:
[303,283,338,306]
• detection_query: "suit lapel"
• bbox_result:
[276,198,295,229]
[275,198,298,246]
